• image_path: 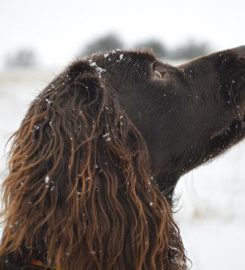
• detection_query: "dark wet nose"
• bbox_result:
[231,45,245,60]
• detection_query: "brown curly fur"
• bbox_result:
[0,51,186,269]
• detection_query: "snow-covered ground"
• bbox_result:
[0,69,244,269]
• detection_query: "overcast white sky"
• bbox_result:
[0,0,245,68]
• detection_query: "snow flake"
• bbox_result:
[102,132,109,137]
[33,124,40,131]
[102,132,111,141]
[95,66,106,74]
[45,175,50,184]
[89,61,106,77]
[111,49,121,54]
[45,99,52,104]
[90,62,97,67]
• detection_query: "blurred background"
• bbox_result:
[0,0,244,269]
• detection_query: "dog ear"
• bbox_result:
[0,59,186,270]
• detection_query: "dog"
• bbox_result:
[0,46,244,269]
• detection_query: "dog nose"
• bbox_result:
[232,45,245,60]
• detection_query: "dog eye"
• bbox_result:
[153,70,163,79]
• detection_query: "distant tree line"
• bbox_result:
[5,49,38,69]
[4,34,211,69]
[80,33,211,60]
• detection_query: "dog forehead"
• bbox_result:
[90,49,156,66]
[65,50,157,86]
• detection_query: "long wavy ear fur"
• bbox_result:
[0,58,186,269]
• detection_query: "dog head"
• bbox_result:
[1,46,244,270]
[89,47,245,197]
